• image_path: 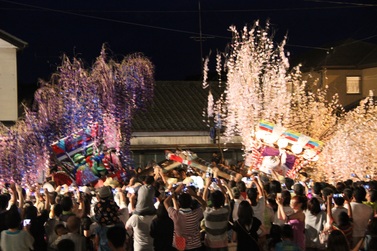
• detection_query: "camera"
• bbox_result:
[333,193,343,198]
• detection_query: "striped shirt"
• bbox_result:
[168,207,203,250]
[204,205,230,248]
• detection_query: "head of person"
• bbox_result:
[284,177,294,190]
[144,175,155,185]
[54,223,68,236]
[236,181,246,193]
[57,239,75,251]
[53,203,63,217]
[367,189,377,203]
[24,204,38,220]
[246,187,258,205]
[107,226,126,250]
[313,182,322,195]
[0,194,9,210]
[5,206,21,229]
[326,229,350,251]
[269,180,282,194]
[336,182,346,193]
[293,183,305,196]
[322,187,334,200]
[98,186,113,200]
[333,194,345,206]
[281,190,291,206]
[337,211,351,227]
[210,190,225,209]
[290,195,307,211]
[307,197,321,215]
[66,216,81,233]
[178,193,192,209]
[353,186,367,203]
[237,200,253,226]
[343,188,353,200]
[60,196,73,211]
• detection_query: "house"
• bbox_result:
[0,29,27,121]
[130,81,243,167]
[299,39,377,109]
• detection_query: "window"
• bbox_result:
[346,76,361,94]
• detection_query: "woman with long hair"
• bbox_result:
[326,229,365,251]
[232,200,266,251]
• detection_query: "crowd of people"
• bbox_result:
[0,160,377,251]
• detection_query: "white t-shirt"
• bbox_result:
[0,230,34,251]
[252,196,265,224]
[126,214,155,251]
[351,202,373,238]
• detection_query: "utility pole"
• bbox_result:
[190,0,213,67]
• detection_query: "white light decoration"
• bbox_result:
[202,20,346,179]
[277,138,289,149]
[255,130,266,140]
[291,144,303,154]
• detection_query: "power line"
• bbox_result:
[1,0,376,52]
[0,2,373,13]
[305,0,377,7]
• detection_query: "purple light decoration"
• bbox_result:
[0,45,154,184]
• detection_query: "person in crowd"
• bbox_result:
[59,196,76,222]
[24,203,49,251]
[0,194,10,233]
[325,193,353,248]
[236,181,247,200]
[164,184,207,251]
[94,186,123,251]
[266,223,282,251]
[275,224,300,251]
[203,177,230,251]
[246,177,265,224]
[311,182,324,205]
[59,216,86,251]
[351,186,374,248]
[45,203,63,250]
[150,200,174,251]
[364,189,377,215]
[126,208,155,251]
[293,183,305,197]
[50,223,69,250]
[57,239,75,251]
[362,217,377,251]
[107,225,127,251]
[305,197,327,250]
[326,229,365,251]
[270,180,282,195]
[0,206,34,251]
[277,195,307,251]
[232,200,266,251]
[274,190,294,226]
[330,192,348,226]
[132,176,157,216]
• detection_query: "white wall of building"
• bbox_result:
[0,39,18,121]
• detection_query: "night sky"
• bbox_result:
[1,0,377,92]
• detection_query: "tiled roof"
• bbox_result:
[132,81,220,132]
[297,39,377,70]
[0,29,28,50]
